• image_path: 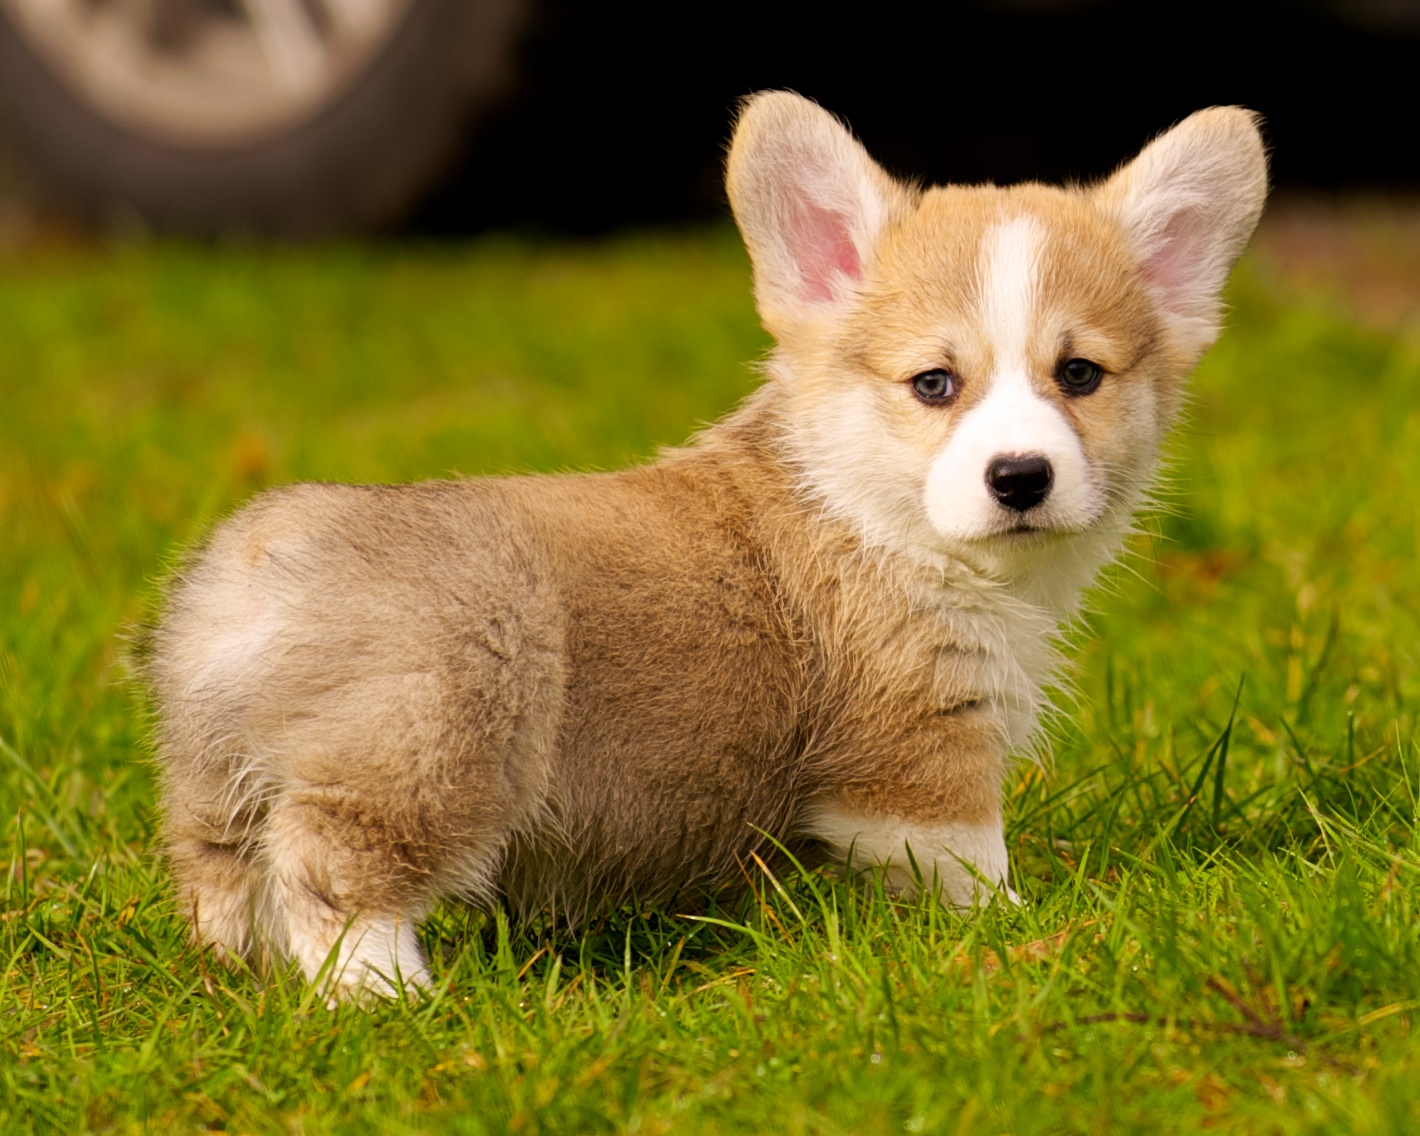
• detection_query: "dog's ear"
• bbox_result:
[727,91,911,339]
[1097,107,1268,359]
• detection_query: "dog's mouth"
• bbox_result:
[928,499,1104,547]
[992,502,1104,541]
[987,518,1078,543]
[991,518,1053,539]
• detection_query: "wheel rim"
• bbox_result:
[1,0,415,146]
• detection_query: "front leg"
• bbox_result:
[806,805,1014,907]
[802,709,1018,907]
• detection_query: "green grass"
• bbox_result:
[1,226,1418,1134]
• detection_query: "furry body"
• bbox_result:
[147,93,1267,998]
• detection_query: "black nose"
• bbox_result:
[986,454,1053,512]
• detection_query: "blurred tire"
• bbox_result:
[0,0,525,236]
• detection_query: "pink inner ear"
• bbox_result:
[1140,208,1208,312]
[787,195,861,304]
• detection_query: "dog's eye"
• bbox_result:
[911,369,957,404]
[1057,358,1104,394]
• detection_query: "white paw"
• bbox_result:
[807,808,1013,909]
[293,913,432,1004]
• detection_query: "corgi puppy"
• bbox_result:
[146,91,1267,1000]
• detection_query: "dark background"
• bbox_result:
[417,0,1420,234]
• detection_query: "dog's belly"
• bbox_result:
[498,729,803,919]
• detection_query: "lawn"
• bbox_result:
[1,224,1418,1134]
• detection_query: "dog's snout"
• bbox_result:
[986,455,1053,513]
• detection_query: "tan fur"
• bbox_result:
[146,92,1267,999]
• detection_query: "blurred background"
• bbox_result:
[0,0,1417,238]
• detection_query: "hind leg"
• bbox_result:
[162,766,268,964]
[260,784,503,1002]
[169,835,261,960]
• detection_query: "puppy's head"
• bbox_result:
[727,92,1267,599]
